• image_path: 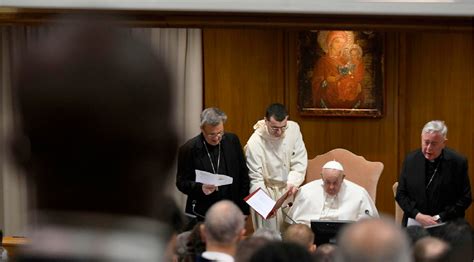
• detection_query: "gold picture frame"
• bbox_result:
[297,30,384,117]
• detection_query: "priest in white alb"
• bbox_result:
[245,103,307,233]
[287,160,378,226]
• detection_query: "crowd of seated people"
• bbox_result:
[172,207,472,262]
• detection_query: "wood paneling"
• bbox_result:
[203,29,285,142]
[400,31,474,223]
[204,28,474,225]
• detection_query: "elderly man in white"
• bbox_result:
[287,160,378,225]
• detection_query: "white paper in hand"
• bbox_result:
[195,169,233,186]
[245,188,276,219]
[407,217,446,229]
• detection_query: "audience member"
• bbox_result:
[405,226,430,245]
[11,19,177,261]
[163,197,186,261]
[252,228,282,241]
[245,103,308,233]
[176,222,206,262]
[250,242,314,262]
[200,200,246,261]
[234,237,271,262]
[288,160,378,225]
[313,243,337,262]
[336,218,412,262]
[175,230,192,262]
[413,237,449,262]
[176,107,250,229]
[436,219,473,261]
[396,120,472,227]
[283,224,316,253]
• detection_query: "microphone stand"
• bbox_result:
[281,202,297,224]
[192,200,206,220]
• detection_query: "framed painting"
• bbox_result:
[297,30,384,117]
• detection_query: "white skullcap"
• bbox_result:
[322,160,344,171]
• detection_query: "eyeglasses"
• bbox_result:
[205,131,224,138]
[268,125,288,132]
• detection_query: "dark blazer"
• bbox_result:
[396,148,472,226]
[176,133,250,217]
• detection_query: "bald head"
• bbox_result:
[413,237,449,262]
[336,218,412,262]
[204,200,245,245]
[283,224,315,252]
[13,19,177,218]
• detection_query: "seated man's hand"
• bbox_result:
[415,213,438,226]
[202,184,217,195]
[286,183,298,197]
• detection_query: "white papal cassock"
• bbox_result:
[287,179,379,226]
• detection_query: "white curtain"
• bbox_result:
[0,26,49,236]
[131,28,203,210]
[0,26,202,236]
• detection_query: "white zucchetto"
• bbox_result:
[322,160,344,171]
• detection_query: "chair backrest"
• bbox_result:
[304,148,383,202]
[392,182,404,225]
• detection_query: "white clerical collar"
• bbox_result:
[202,251,234,262]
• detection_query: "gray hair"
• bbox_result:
[200,107,227,127]
[422,120,448,139]
[253,228,282,241]
[204,200,245,245]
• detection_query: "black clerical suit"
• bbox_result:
[176,133,250,220]
[396,148,472,226]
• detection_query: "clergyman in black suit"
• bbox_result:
[396,120,472,227]
[176,108,250,227]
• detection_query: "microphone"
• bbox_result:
[192,200,205,220]
[364,209,373,218]
[281,202,297,224]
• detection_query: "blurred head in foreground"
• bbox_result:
[12,19,177,219]
[336,218,412,262]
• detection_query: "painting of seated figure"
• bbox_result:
[297,30,384,117]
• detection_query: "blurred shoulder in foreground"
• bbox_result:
[12,17,178,261]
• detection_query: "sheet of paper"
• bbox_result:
[407,218,422,227]
[245,188,276,219]
[195,169,233,186]
[407,218,446,228]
